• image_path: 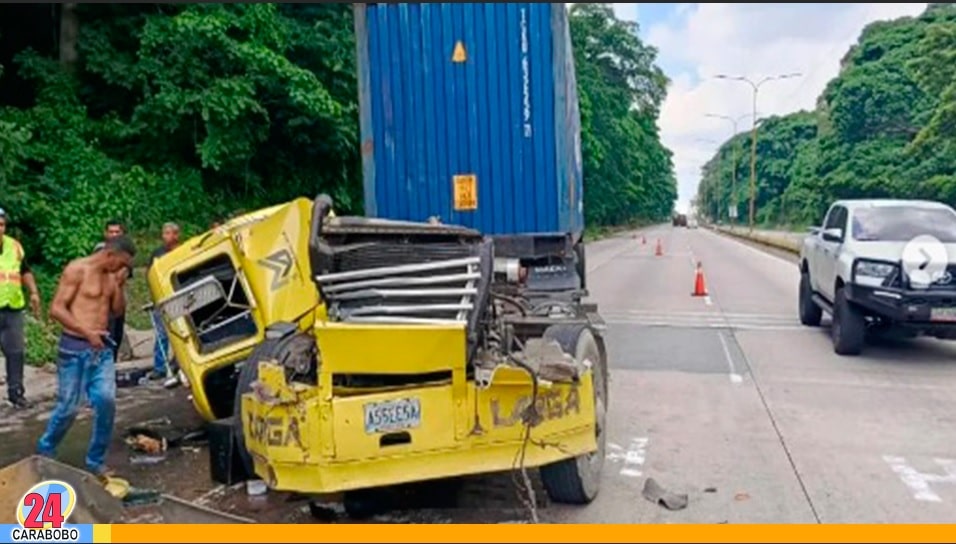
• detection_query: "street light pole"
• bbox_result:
[704,112,754,226]
[714,73,801,232]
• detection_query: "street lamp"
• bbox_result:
[704,112,756,225]
[714,73,801,231]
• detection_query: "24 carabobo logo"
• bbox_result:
[11,480,81,542]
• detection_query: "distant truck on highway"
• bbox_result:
[673,213,687,227]
[798,199,956,355]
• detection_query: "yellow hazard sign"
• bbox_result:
[453,174,477,211]
[452,41,467,63]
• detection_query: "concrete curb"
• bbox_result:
[709,226,802,255]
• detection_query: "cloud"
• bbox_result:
[631,3,928,213]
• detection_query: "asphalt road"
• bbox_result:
[546,225,956,524]
[4,225,955,524]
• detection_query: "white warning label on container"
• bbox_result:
[520,8,532,138]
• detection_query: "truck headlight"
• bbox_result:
[853,260,897,287]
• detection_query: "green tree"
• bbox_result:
[697,3,956,228]
[570,3,677,227]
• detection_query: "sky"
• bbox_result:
[606,3,929,214]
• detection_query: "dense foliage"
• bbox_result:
[1,3,674,363]
[570,4,677,227]
[695,3,956,228]
[1,2,675,272]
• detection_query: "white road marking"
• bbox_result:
[607,437,649,478]
[603,316,808,333]
[704,296,712,306]
[884,455,956,502]
[717,331,743,384]
[607,309,793,318]
[604,320,810,332]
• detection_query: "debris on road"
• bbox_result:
[246,479,267,496]
[125,426,169,465]
[641,477,689,511]
[734,492,750,502]
[126,430,167,455]
[122,419,207,465]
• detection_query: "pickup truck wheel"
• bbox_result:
[832,288,865,356]
[538,324,607,505]
[798,271,823,327]
[232,333,316,478]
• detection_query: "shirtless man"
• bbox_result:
[37,236,136,477]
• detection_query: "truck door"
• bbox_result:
[816,205,847,302]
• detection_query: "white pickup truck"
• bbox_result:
[798,199,956,355]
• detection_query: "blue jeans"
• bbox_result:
[152,310,173,375]
[36,335,116,474]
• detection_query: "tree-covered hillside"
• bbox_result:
[695,3,956,228]
[0,3,677,272]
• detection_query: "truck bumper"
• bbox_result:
[845,284,956,332]
[240,361,598,495]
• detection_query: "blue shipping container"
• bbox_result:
[354,2,584,237]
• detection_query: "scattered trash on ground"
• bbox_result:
[116,368,151,388]
[246,479,267,496]
[641,477,689,511]
[122,420,208,465]
[703,487,717,493]
[734,492,750,502]
[126,430,167,454]
[125,427,168,465]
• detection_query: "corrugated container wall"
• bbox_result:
[354,3,584,237]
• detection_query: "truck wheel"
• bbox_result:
[232,332,316,477]
[537,324,608,505]
[798,271,823,327]
[832,288,865,356]
[342,489,390,520]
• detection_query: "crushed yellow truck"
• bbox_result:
[146,195,609,517]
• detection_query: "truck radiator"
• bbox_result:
[315,241,492,326]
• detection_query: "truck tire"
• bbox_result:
[232,332,316,478]
[538,324,608,505]
[798,271,822,327]
[832,288,865,356]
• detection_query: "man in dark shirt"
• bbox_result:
[93,219,132,362]
[0,207,42,409]
[147,222,181,381]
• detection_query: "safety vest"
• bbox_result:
[0,235,25,310]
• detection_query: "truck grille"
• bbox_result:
[316,242,491,325]
[332,242,475,272]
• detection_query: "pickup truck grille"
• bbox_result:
[315,241,491,325]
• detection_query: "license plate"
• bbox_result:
[930,307,956,322]
[363,398,421,434]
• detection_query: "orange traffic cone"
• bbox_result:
[692,262,708,297]
[655,239,663,256]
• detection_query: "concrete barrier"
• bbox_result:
[710,225,803,255]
